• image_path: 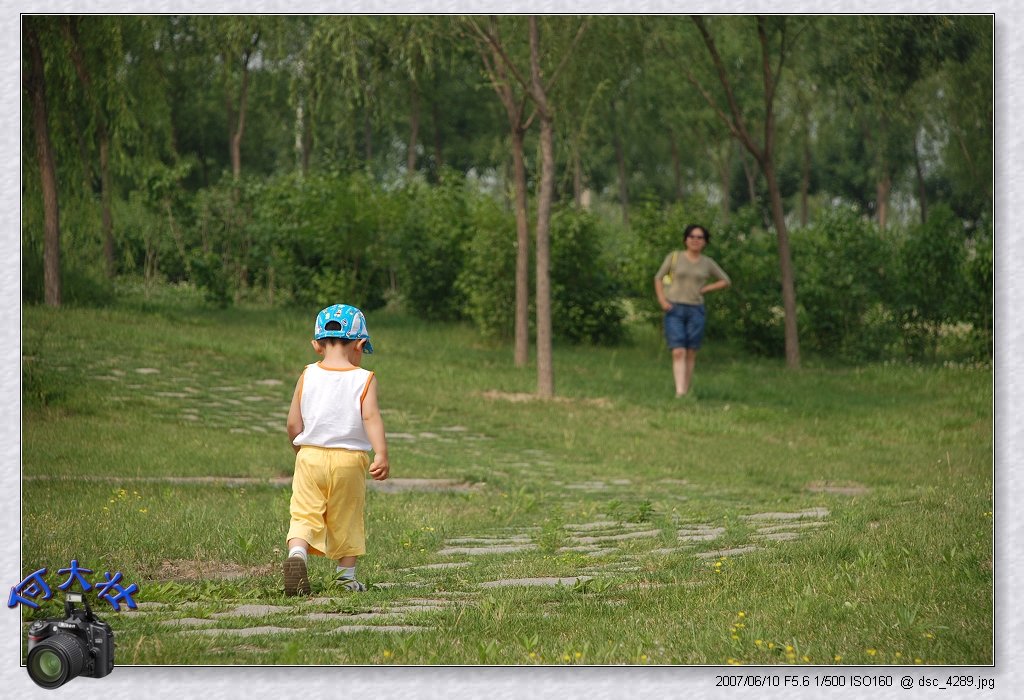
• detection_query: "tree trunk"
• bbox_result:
[229,69,248,181]
[530,17,555,398]
[407,86,420,178]
[65,18,116,277]
[432,99,444,172]
[25,22,62,307]
[740,145,758,207]
[474,21,531,369]
[99,134,115,276]
[572,144,583,207]
[363,108,373,164]
[511,127,531,369]
[611,102,629,226]
[714,144,731,225]
[687,16,800,368]
[763,158,801,369]
[294,95,305,175]
[301,98,314,175]
[229,33,258,181]
[876,170,891,230]
[670,130,684,200]
[914,134,928,224]
[800,135,810,227]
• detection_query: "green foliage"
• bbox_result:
[792,208,901,362]
[189,251,233,308]
[458,205,627,345]
[22,251,115,308]
[895,203,967,359]
[249,171,390,311]
[706,207,787,356]
[549,208,626,345]
[958,220,992,360]
[456,194,518,339]
[393,173,474,321]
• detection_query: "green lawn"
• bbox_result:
[20,298,992,665]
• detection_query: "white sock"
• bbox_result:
[288,546,308,563]
[336,565,356,580]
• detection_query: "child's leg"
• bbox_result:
[288,538,309,560]
[284,448,330,596]
[283,539,312,597]
[334,555,366,591]
[323,450,368,591]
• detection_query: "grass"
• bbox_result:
[20,293,992,665]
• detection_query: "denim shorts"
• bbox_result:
[664,303,706,350]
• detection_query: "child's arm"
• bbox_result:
[361,375,389,481]
[286,375,304,454]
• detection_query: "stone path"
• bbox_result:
[114,506,836,639]
[24,474,484,494]
[60,359,848,640]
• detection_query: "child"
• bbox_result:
[283,304,389,595]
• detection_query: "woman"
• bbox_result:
[654,224,731,397]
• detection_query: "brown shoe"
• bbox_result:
[283,556,310,596]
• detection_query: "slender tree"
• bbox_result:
[63,17,120,277]
[24,18,62,307]
[683,15,802,368]
[468,16,586,394]
[466,16,533,368]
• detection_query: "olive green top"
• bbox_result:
[656,251,730,305]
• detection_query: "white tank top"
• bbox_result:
[292,362,374,451]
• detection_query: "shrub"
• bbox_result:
[393,172,473,321]
[894,203,967,359]
[959,218,992,360]
[456,197,519,339]
[549,209,625,345]
[792,208,900,362]
[710,208,788,356]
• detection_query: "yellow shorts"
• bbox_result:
[286,446,369,560]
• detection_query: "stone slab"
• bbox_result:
[212,604,292,618]
[695,546,760,558]
[398,561,473,572]
[740,508,829,521]
[162,617,215,627]
[569,529,662,545]
[436,544,537,556]
[329,625,429,633]
[189,625,301,636]
[479,576,593,588]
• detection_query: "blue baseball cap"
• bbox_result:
[313,304,374,353]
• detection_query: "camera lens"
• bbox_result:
[27,633,87,689]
